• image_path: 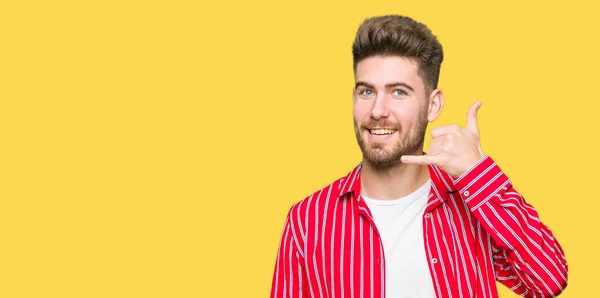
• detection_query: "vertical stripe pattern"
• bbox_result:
[271,156,568,297]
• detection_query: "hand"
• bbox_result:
[401,101,485,177]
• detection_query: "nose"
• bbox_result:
[370,94,390,120]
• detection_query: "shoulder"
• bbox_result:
[286,166,357,234]
[290,177,346,218]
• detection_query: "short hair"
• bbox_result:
[352,15,444,91]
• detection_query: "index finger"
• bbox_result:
[431,124,460,138]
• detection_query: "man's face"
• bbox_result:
[353,56,430,169]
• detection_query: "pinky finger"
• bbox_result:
[400,154,441,166]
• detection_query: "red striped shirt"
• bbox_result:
[270,156,568,298]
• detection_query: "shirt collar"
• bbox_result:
[338,162,363,199]
[337,161,458,207]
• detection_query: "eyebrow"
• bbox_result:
[354,81,415,92]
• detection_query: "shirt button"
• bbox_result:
[432,258,438,264]
[463,190,470,197]
[424,213,430,218]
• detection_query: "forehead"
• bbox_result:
[355,56,423,89]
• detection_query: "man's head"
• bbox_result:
[352,15,445,169]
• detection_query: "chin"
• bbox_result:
[364,150,401,167]
[365,157,400,169]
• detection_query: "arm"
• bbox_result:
[270,205,306,298]
[453,156,568,297]
[401,101,568,296]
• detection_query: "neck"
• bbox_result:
[360,156,431,201]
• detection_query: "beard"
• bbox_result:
[354,109,428,170]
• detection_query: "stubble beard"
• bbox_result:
[354,110,428,170]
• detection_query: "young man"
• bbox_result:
[270,15,568,298]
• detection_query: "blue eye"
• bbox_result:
[361,90,374,96]
[393,90,406,96]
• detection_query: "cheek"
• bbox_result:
[353,103,370,123]
[392,103,425,128]
[391,115,418,134]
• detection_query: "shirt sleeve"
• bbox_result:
[270,204,307,298]
[453,156,568,297]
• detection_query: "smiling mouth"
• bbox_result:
[368,128,398,136]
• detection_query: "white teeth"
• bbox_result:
[371,129,397,135]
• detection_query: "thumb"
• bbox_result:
[466,100,482,135]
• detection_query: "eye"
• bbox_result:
[360,89,374,96]
[392,89,406,97]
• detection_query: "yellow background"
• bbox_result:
[1,0,597,297]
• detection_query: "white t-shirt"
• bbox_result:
[362,179,436,298]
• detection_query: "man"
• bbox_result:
[270,15,568,298]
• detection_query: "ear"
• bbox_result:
[427,88,444,122]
